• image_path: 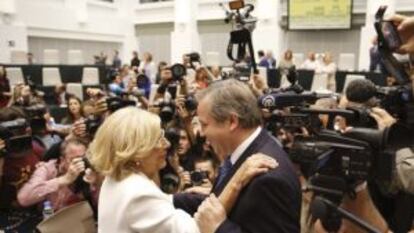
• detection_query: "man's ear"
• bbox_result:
[228,113,239,131]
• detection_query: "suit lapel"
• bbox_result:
[213,129,269,195]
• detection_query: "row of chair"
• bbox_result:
[5,67,100,87]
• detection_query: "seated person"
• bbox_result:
[61,96,84,125]
[108,73,124,96]
[89,107,277,233]
[17,138,99,212]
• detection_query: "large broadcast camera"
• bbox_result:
[0,118,33,158]
[220,0,259,79]
[258,67,397,232]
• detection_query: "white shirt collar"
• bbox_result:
[230,127,262,165]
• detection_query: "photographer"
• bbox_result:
[184,156,218,196]
[17,138,99,211]
[0,107,45,231]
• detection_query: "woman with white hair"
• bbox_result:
[89,107,277,233]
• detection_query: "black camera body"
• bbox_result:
[156,99,176,123]
[106,96,136,113]
[0,118,33,157]
[184,95,198,112]
[186,52,201,64]
[376,85,414,125]
[23,104,47,133]
[190,170,209,186]
[290,131,374,182]
[84,115,102,136]
[170,64,187,81]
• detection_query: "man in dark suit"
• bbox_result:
[174,79,301,233]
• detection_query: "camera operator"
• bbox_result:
[313,185,389,233]
[0,107,45,231]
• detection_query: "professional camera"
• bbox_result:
[106,96,136,113]
[23,104,47,133]
[190,170,209,186]
[220,0,259,74]
[170,63,187,82]
[165,127,180,153]
[184,95,198,111]
[376,85,414,125]
[84,115,102,136]
[186,52,201,64]
[0,118,32,157]
[156,99,176,123]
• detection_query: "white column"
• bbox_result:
[117,0,139,64]
[358,0,396,70]
[252,0,284,63]
[170,0,201,64]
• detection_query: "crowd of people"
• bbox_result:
[0,12,414,233]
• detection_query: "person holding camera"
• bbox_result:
[0,107,46,231]
[17,138,99,211]
[389,14,414,54]
[182,156,218,196]
[174,79,302,233]
[89,107,278,233]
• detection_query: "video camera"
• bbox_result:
[0,118,32,158]
[220,0,258,75]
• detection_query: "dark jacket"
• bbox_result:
[174,129,301,233]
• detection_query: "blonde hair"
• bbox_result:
[88,107,161,181]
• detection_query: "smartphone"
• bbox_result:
[381,21,402,51]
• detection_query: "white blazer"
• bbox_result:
[98,172,200,233]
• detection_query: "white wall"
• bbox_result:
[1,0,138,63]
[28,37,122,64]
[0,24,27,63]
[2,0,414,67]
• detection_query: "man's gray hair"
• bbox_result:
[196,79,262,129]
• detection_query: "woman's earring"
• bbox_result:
[135,160,142,167]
